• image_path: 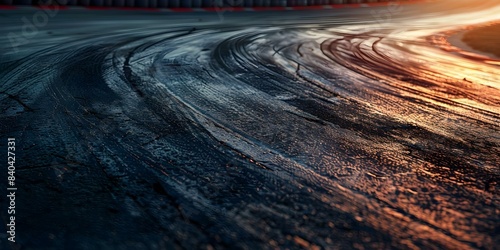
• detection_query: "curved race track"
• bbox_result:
[0,0,499,249]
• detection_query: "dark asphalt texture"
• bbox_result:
[0,0,499,249]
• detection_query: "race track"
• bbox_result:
[1,0,499,249]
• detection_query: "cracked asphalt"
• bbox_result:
[0,0,499,249]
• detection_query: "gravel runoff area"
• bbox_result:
[462,22,500,58]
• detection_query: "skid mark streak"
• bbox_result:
[0,1,499,249]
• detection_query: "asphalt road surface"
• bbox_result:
[0,0,499,249]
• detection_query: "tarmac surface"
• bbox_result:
[0,0,499,249]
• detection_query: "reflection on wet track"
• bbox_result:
[0,0,499,249]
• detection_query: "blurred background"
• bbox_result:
[0,0,413,8]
